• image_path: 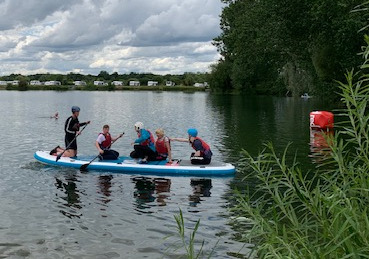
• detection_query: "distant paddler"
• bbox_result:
[50,111,59,119]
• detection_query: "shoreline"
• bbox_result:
[0,85,208,92]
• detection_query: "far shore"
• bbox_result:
[0,84,209,92]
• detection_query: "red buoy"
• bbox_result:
[310,111,334,130]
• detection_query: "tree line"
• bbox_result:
[0,71,209,87]
[209,0,368,97]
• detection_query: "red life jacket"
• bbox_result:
[191,137,211,153]
[99,133,112,148]
[155,136,169,155]
[138,130,155,146]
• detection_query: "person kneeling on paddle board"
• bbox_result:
[154,128,172,163]
[171,128,213,165]
[96,124,122,160]
[130,122,156,164]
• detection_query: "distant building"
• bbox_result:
[129,81,140,86]
[194,83,204,87]
[45,81,61,85]
[147,81,158,86]
[112,81,123,86]
[94,81,108,86]
[0,81,7,85]
[30,80,42,85]
[9,80,19,85]
[165,81,175,86]
[74,81,86,86]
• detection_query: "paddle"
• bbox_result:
[56,123,88,162]
[80,132,124,171]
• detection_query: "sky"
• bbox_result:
[0,0,224,76]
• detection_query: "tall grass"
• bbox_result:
[168,209,217,259]
[235,37,369,258]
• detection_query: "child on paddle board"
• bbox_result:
[95,124,123,160]
[64,106,90,157]
[49,146,75,157]
[130,122,156,163]
[154,128,172,163]
[171,128,213,165]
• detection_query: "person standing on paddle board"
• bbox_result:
[64,106,90,157]
[130,122,156,163]
[95,124,123,160]
[171,128,213,165]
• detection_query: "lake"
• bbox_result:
[0,91,334,258]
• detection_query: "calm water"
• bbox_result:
[0,91,334,258]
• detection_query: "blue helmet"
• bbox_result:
[71,106,80,112]
[187,128,198,137]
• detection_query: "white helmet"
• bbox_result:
[134,121,144,130]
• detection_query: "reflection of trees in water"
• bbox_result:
[131,176,171,208]
[188,178,212,207]
[54,175,82,218]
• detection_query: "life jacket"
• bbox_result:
[155,136,169,155]
[138,129,155,146]
[191,137,211,155]
[99,133,112,149]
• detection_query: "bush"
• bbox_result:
[235,37,369,258]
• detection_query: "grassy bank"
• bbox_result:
[234,38,369,257]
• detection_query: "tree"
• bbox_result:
[98,70,110,80]
[211,0,366,96]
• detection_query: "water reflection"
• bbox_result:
[131,176,172,209]
[154,178,171,206]
[97,175,113,205]
[132,176,156,208]
[308,129,334,165]
[189,178,212,207]
[54,174,83,218]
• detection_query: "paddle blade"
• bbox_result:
[56,154,62,162]
[80,163,89,171]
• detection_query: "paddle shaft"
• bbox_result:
[80,132,124,171]
[56,123,88,161]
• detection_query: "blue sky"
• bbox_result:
[0,0,223,76]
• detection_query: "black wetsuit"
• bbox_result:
[64,116,87,150]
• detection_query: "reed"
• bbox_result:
[235,37,369,258]
[168,209,217,259]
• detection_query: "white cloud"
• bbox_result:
[0,0,223,75]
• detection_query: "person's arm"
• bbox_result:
[79,121,91,127]
[111,133,124,142]
[171,137,188,142]
[95,134,105,154]
[165,137,172,162]
[95,141,104,154]
[135,129,149,143]
[65,117,78,134]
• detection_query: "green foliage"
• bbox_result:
[18,80,28,91]
[168,209,217,259]
[212,0,366,96]
[208,60,232,92]
[235,36,369,258]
